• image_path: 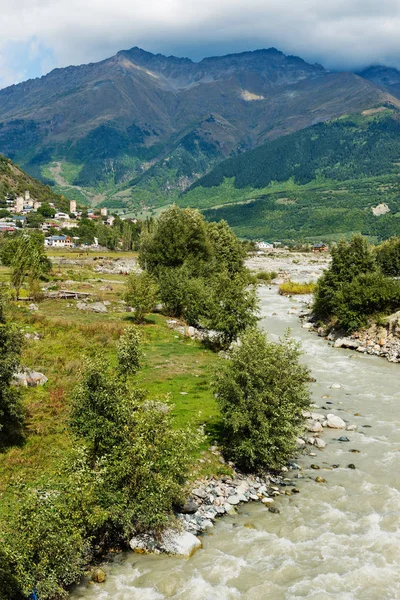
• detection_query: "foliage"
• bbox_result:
[4,482,89,600]
[329,272,400,331]
[139,205,211,274]
[0,232,52,299]
[203,271,259,348]
[38,202,56,218]
[0,285,24,448]
[313,235,376,321]
[117,326,143,377]
[124,271,158,322]
[192,112,400,191]
[256,270,278,282]
[375,236,400,276]
[69,357,135,460]
[213,328,310,471]
[139,206,258,348]
[313,234,400,331]
[279,280,317,295]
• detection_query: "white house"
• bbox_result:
[44,235,72,248]
[54,212,70,220]
[255,241,274,251]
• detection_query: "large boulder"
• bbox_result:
[325,414,346,429]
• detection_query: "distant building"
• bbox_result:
[256,241,274,251]
[44,235,72,248]
[15,196,24,213]
[24,190,30,201]
[100,207,108,217]
[0,222,17,232]
[106,216,115,226]
[313,243,329,253]
[33,201,42,210]
[54,212,70,220]
[70,200,77,214]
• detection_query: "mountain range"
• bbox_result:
[1,46,400,216]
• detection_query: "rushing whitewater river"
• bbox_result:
[71,286,400,600]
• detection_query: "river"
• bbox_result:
[71,286,400,600]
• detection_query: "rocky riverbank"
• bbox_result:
[128,400,353,561]
[300,307,400,364]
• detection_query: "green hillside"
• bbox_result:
[0,155,68,211]
[181,110,400,241]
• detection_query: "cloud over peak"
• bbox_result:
[1,0,400,88]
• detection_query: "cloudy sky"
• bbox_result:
[1,0,400,89]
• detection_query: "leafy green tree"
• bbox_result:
[214,328,311,471]
[69,358,134,460]
[139,205,211,274]
[313,235,376,320]
[37,202,56,218]
[331,272,400,331]
[26,212,45,228]
[0,286,24,448]
[117,327,142,377]
[103,400,202,533]
[206,219,246,274]
[376,237,400,276]
[205,271,259,349]
[125,271,158,322]
[1,232,51,299]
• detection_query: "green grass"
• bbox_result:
[0,255,222,522]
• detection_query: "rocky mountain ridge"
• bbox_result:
[0,47,399,209]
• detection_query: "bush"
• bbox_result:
[124,271,158,323]
[214,328,311,471]
[117,327,142,377]
[313,235,377,321]
[375,237,400,277]
[0,286,24,448]
[279,280,316,295]
[332,272,400,331]
[256,270,278,282]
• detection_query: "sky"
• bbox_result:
[1,0,400,89]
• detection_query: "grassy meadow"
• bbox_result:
[0,250,226,524]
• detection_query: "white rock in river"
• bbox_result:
[325,414,346,429]
[307,420,323,433]
[227,495,240,505]
[331,383,342,389]
[313,437,327,449]
[346,424,357,431]
[130,530,201,558]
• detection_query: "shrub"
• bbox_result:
[256,270,278,282]
[0,285,24,448]
[124,271,158,323]
[375,237,400,277]
[214,328,311,471]
[117,326,142,377]
[279,280,316,295]
[332,272,400,331]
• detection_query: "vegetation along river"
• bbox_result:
[71,286,400,600]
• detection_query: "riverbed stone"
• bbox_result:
[227,495,240,505]
[325,414,346,429]
[91,567,106,583]
[313,437,327,449]
[192,488,208,499]
[180,500,198,514]
[307,420,323,433]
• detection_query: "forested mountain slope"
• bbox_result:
[0,47,395,209]
[181,111,400,242]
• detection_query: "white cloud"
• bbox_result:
[1,0,400,87]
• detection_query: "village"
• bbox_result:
[0,191,139,248]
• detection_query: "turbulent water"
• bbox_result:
[71,287,400,600]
